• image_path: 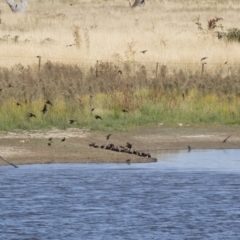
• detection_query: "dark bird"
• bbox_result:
[41,103,47,114]
[201,57,207,61]
[8,84,14,88]
[16,102,22,106]
[69,119,76,124]
[89,142,96,147]
[222,135,231,143]
[66,43,75,47]
[182,92,185,101]
[224,61,228,64]
[122,109,128,113]
[106,134,112,140]
[126,159,131,165]
[95,115,102,120]
[217,31,223,39]
[28,112,36,118]
[188,145,192,152]
[118,70,122,75]
[126,142,132,149]
[46,100,53,106]
[48,137,52,141]
[48,142,51,146]
[61,137,66,142]
[140,50,147,54]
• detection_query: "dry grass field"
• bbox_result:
[0,0,240,69]
[0,0,240,131]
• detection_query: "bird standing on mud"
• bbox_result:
[106,134,112,140]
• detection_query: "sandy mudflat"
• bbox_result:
[0,124,240,167]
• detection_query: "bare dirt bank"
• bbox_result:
[0,124,240,167]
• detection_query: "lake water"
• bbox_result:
[1,150,240,240]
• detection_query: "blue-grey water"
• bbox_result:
[1,150,240,240]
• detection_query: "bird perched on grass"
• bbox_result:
[95,115,102,120]
[28,112,36,118]
[8,84,14,88]
[201,57,207,61]
[106,134,112,140]
[16,102,22,106]
[41,103,47,114]
[122,109,128,113]
[222,135,231,143]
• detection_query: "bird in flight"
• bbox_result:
[140,50,147,54]
[222,135,231,143]
[95,115,102,120]
[41,103,47,114]
[28,112,36,118]
[69,119,76,124]
[66,43,75,47]
[201,57,207,61]
[46,100,53,106]
[106,134,112,140]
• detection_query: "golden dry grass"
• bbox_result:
[0,0,240,69]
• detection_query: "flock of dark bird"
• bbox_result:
[15,97,110,123]
[88,133,157,165]
[0,132,233,168]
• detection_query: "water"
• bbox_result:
[1,150,240,240]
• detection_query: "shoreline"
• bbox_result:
[0,124,240,167]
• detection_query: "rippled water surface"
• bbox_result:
[1,150,240,240]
